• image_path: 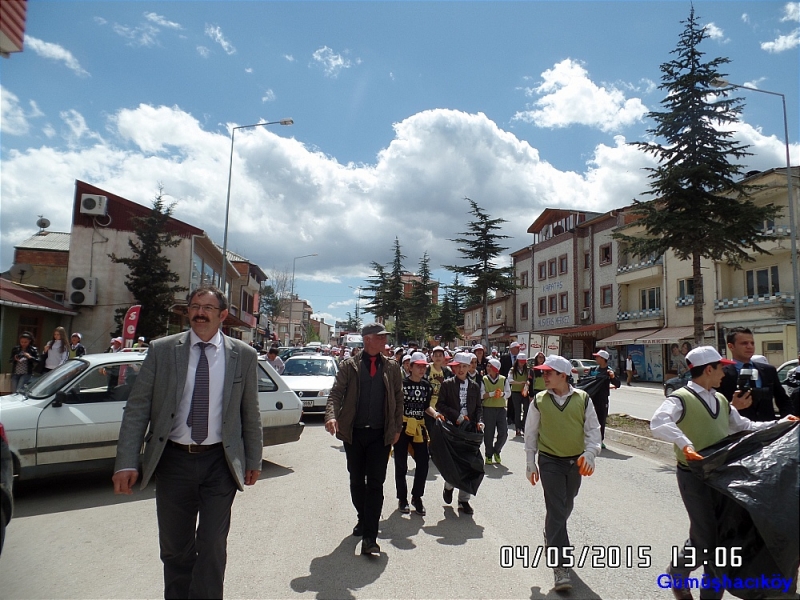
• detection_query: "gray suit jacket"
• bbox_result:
[114,330,262,491]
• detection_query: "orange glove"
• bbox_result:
[682,445,703,461]
[577,453,595,476]
[494,389,502,398]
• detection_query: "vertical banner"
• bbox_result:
[529,334,544,356]
[122,305,142,349]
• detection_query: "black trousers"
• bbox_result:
[155,444,237,599]
[344,427,391,540]
[671,466,725,600]
[539,453,582,568]
[393,429,429,500]
[592,398,609,441]
[510,392,528,430]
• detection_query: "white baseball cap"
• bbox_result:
[685,346,735,368]
[450,352,472,366]
[533,354,572,375]
[401,354,411,363]
[487,358,502,371]
[516,352,527,362]
[472,344,484,352]
[432,345,445,354]
[410,351,428,366]
[510,341,520,349]
[593,350,610,360]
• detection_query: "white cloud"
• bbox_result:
[197,46,210,58]
[312,46,353,77]
[25,36,90,77]
[94,16,107,25]
[781,3,800,21]
[328,299,357,309]
[741,13,750,24]
[42,124,56,138]
[761,28,800,52]
[283,54,295,62]
[245,67,253,73]
[261,89,276,102]
[143,12,182,29]
[112,22,160,47]
[704,22,730,43]
[1,87,30,135]
[59,109,103,146]
[311,312,338,324]
[205,24,236,55]
[743,77,767,89]
[514,59,648,133]
[28,100,44,118]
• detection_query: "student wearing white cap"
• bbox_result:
[650,346,798,599]
[471,344,488,378]
[524,354,601,592]
[69,333,86,359]
[424,346,452,410]
[400,352,412,377]
[508,352,530,437]
[480,358,511,464]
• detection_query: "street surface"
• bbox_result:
[1,415,690,600]
[605,381,667,421]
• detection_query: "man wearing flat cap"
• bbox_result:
[325,322,404,556]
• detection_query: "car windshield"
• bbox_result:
[284,358,336,376]
[25,360,89,399]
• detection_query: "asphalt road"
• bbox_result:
[0,417,691,600]
[605,381,667,421]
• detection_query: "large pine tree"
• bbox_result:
[110,187,187,339]
[407,252,436,343]
[617,7,780,344]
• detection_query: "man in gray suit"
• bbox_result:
[113,286,262,599]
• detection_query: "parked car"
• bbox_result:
[279,347,311,361]
[570,359,598,381]
[0,422,12,556]
[2,352,304,481]
[280,354,339,413]
[663,371,691,395]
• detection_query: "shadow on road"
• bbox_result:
[529,569,602,599]
[289,535,388,600]
[597,447,632,461]
[380,509,426,550]
[257,459,295,480]
[421,505,485,546]
[484,462,515,479]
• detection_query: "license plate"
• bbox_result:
[302,400,313,408]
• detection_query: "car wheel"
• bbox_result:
[664,385,674,395]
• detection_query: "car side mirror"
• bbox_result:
[53,391,67,407]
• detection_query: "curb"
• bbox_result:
[605,427,675,461]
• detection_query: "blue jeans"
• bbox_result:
[11,373,31,392]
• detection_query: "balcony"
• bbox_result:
[617,307,663,322]
[714,292,795,312]
[675,295,694,307]
[616,256,663,284]
[758,223,792,237]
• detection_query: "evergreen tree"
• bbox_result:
[407,253,436,342]
[433,284,460,346]
[617,7,780,343]
[363,262,390,320]
[387,238,408,343]
[110,186,187,339]
[445,198,514,348]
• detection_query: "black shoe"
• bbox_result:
[458,501,474,515]
[411,496,426,516]
[398,499,410,514]
[361,538,380,555]
[443,486,453,504]
[352,522,363,537]
[666,565,693,600]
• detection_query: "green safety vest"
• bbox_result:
[533,389,589,457]
[482,375,507,408]
[510,366,528,392]
[670,386,730,466]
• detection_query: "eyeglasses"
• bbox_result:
[188,304,222,312]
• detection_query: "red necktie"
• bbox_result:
[369,356,377,377]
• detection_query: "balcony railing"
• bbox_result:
[617,307,663,321]
[676,295,694,307]
[758,223,792,236]
[617,256,663,275]
[714,292,795,311]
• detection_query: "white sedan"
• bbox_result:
[2,352,303,481]
[280,354,338,413]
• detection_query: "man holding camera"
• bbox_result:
[717,327,792,420]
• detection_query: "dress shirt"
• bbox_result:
[524,385,602,465]
[479,376,512,400]
[170,329,226,445]
[458,378,469,416]
[650,380,772,450]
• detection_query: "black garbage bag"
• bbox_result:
[428,418,485,496]
[688,420,799,598]
[575,374,607,400]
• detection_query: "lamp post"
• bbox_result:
[348,285,362,329]
[221,118,293,297]
[289,253,317,346]
[711,78,799,352]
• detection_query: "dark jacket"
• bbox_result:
[9,345,39,375]
[325,353,404,446]
[586,366,621,405]
[500,352,521,377]
[436,376,482,425]
[718,362,791,421]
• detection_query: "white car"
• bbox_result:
[570,359,599,381]
[280,354,338,413]
[2,352,304,481]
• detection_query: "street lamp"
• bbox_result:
[348,285,362,328]
[711,78,799,352]
[221,118,293,297]
[288,253,317,345]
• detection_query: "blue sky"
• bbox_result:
[2,1,798,327]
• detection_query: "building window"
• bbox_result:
[466,314,471,328]
[583,290,591,308]
[559,254,568,275]
[548,258,557,278]
[601,285,613,307]
[599,243,612,266]
[538,262,547,281]
[640,287,662,310]
[678,278,695,298]
[559,292,569,312]
[520,271,529,288]
[584,251,590,269]
[538,297,547,316]
[520,302,529,320]
[746,266,779,296]
[548,295,558,314]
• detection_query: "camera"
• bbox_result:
[737,367,755,393]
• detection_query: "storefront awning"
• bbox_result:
[536,323,616,338]
[636,325,714,345]
[467,329,483,340]
[596,328,659,347]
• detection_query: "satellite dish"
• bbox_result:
[36,217,51,230]
[8,263,35,283]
